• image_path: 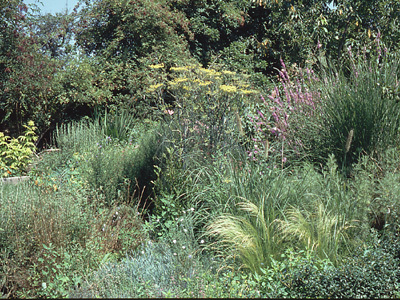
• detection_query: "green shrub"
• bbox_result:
[352,147,400,234]
[70,234,260,298]
[52,117,161,206]
[54,118,103,155]
[0,120,37,177]
[273,243,400,298]
[1,143,148,298]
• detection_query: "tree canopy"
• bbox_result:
[1,0,400,138]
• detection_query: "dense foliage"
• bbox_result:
[1,0,400,298]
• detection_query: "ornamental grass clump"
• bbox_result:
[205,159,305,273]
[316,47,400,169]
[277,155,363,265]
[204,154,363,274]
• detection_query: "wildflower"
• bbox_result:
[188,254,192,259]
[219,84,237,93]
[222,70,237,75]
[149,83,164,90]
[199,80,212,86]
[182,246,186,249]
[170,66,190,71]
[200,239,205,244]
[173,239,177,244]
[190,207,195,212]
[173,253,177,256]
[240,89,258,94]
[148,63,164,69]
[184,229,188,233]
[173,77,188,83]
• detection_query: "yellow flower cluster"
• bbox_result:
[169,77,189,86]
[146,64,259,99]
[240,89,258,94]
[149,83,164,90]
[174,78,189,83]
[219,85,237,93]
[170,66,196,72]
[199,68,222,76]
[199,81,212,86]
[148,63,165,69]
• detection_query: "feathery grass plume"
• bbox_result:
[235,110,244,136]
[279,202,355,266]
[206,198,280,273]
[345,128,354,154]
[205,162,300,273]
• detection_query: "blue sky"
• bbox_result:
[23,0,80,14]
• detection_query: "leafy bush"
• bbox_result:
[70,207,209,298]
[0,121,37,177]
[256,242,400,298]
[352,147,400,234]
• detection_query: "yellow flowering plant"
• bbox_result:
[0,121,38,177]
[146,64,259,158]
